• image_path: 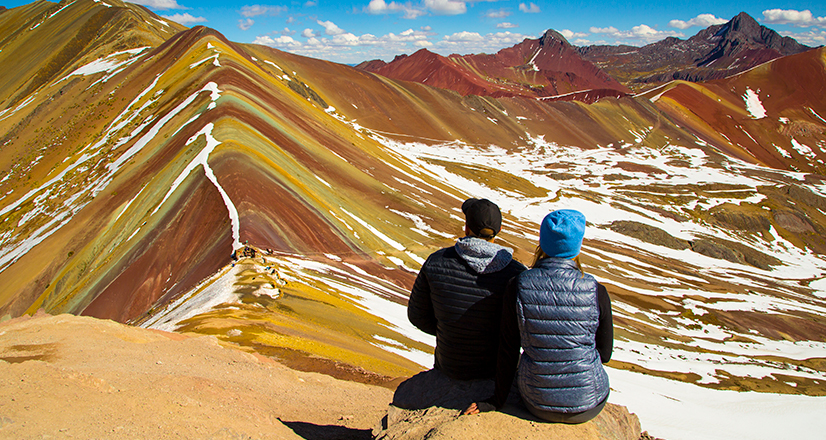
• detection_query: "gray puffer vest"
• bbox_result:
[515,258,609,413]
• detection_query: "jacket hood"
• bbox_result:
[454,237,514,274]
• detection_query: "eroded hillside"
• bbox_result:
[1,2,826,438]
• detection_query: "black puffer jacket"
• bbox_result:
[408,237,527,380]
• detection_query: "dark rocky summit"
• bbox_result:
[578,12,813,91]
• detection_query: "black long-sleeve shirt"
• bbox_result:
[488,281,613,408]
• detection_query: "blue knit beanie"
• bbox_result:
[539,210,586,259]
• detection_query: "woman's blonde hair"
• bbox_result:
[531,245,583,273]
[531,245,548,268]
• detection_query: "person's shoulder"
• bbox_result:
[428,246,456,258]
[513,264,550,283]
[423,246,458,265]
[506,258,528,272]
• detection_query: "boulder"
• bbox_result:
[773,211,816,234]
[709,209,771,233]
[691,239,746,264]
[690,238,780,269]
[374,369,641,440]
[609,220,690,250]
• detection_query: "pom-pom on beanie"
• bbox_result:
[539,209,586,259]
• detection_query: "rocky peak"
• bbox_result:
[578,11,812,91]
[354,58,388,71]
[539,29,572,48]
[709,11,810,55]
[409,48,440,60]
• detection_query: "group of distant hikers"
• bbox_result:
[406,198,612,424]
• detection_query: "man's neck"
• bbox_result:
[466,235,495,243]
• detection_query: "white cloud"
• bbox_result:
[497,22,518,29]
[305,0,317,6]
[762,9,826,27]
[240,5,288,18]
[317,20,345,35]
[436,30,529,53]
[630,24,661,38]
[365,0,480,18]
[669,13,727,30]
[254,24,527,64]
[484,9,510,19]
[331,33,364,46]
[589,24,681,44]
[161,13,207,25]
[365,0,389,13]
[518,2,540,14]
[590,26,619,34]
[442,31,484,42]
[403,9,428,19]
[253,35,303,48]
[238,18,254,30]
[129,0,187,10]
[383,28,435,46]
[560,29,588,39]
[424,0,466,15]
[365,0,426,19]
[779,28,826,46]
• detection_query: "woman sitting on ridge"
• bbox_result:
[465,209,613,424]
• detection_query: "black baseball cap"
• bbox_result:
[462,198,502,238]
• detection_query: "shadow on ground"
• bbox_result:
[281,420,373,440]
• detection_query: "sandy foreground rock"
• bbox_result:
[374,368,641,440]
[0,313,643,439]
[374,403,641,440]
[0,313,390,439]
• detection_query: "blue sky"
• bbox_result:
[9,1,826,63]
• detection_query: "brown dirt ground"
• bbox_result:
[0,312,393,439]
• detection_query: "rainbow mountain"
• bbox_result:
[1,1,826,438]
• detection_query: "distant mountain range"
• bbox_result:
[579,12,812,91]
[356,29,628,102]
[358,12,813,97]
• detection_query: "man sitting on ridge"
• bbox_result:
[406,198,526,386]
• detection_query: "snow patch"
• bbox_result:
[791,139,815,159]
[743,88,767,119]
[608,367,826,440]
[810,277,826,298]
[341,208,405,252]
[153,122,242,251]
